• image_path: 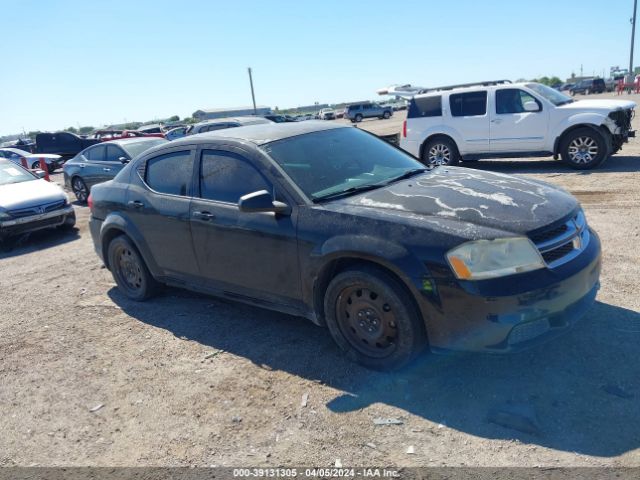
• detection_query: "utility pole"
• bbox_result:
[248,67,257,115]
[630,0,638,77]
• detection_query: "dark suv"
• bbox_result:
[570,78,606,95]
[88,122,600,370]
[345,102,393,122]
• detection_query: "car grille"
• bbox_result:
[508,318,551,345]
[528,210,589,268]
[8,199,67,219]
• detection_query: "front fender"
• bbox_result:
[100,212,161,277]
[552,113,612,153]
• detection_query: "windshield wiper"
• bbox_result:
[312,169,427,203]
[381,168,427,185]
[312,183,384,202]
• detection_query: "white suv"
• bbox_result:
[398,81,635,170]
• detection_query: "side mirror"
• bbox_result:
[35,169,47,179]
[119,156,130,164]
[239,190,290,215]
[523,101,540,112]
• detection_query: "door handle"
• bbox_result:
[127,200,144,209]
[79,163,85,168]
[193,210,215,221]
[491,119,503,124]
[102,168,111,172]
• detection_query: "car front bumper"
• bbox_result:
[0,206,74,238]
[418,229,602,353]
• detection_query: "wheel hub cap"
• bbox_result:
[428,144,451,166]
[568,136,598,164]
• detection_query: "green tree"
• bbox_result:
[168,115,180,122]
[65,126,78,134]
[78,126,94,135]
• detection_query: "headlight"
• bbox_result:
[446,237,544,280]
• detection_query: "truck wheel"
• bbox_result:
[383,111,391,119]
[421,137,460,167]
[560,127,608,170]
[324,266,427,370]
[355,114,363,122]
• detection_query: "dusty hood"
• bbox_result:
[558,99,636,112]
[0,179,67,211]
[338,167,579,234]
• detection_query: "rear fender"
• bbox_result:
[100,212,161,277]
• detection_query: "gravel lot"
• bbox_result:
[1,92,639,467]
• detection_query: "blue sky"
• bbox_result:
[0,0,637,134]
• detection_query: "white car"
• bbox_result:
[0,147,65,172]
[0,159,75,241]
[318,108,336,120]
[394,80,636,170]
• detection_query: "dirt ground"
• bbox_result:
[1,92,639,468]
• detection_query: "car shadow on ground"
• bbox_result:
[463,155,639,175]
[109,287,640,457]
[0,227,80,259]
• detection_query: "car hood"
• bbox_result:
[0,179,67,211]
[558,99,636,112]
[336,167,578,235]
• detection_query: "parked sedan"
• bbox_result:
[0,159,75,241]
[63,137,167,203]
[88,122,600,370]
[0,147,65,172]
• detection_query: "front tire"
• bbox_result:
[355,114,363,123]
[421,137,460,167]
[560,127,608,170]
[383,111,391,119]
[324,266,427,370]
[107,235,160,301]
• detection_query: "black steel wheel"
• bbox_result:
[72,177,89,203]
[324,266,427,370]
[107,235,159,301]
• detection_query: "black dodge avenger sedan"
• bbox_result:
[88,122,601,370]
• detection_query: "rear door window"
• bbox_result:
[144,150,194,196]
[449,91,487,117]
[105,145,126,162]
[86,145,106,161]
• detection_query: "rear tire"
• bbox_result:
[421,137,460,167]
[107,235,160,301]
[324,266,427,370]
[560,127,608,170]
[71,177,89,204]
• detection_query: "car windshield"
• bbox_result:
[526,82,573,106]
[262,127,426,201]
[121,139,167,158]
[0,161,36,186]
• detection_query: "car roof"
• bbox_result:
[194,116,272,127]
[414,81,538,98]
[99,137,167,146]
[172,121,347,146]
